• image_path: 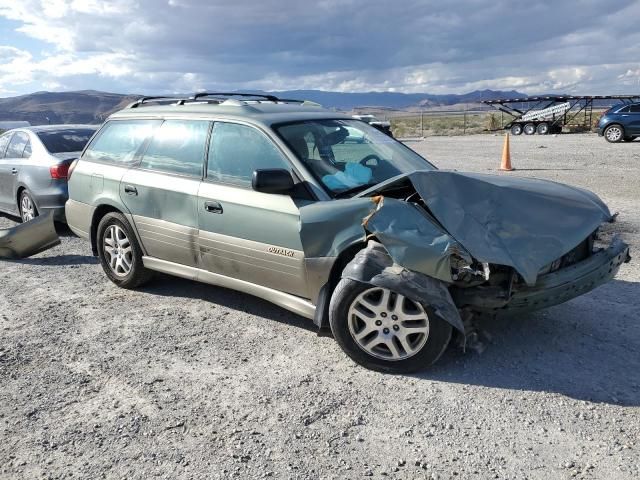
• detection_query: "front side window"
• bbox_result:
[0,133,12,159]
[629,104,640,113]
[83,120,160,165]
[140,120,209,177]
[207,122,290,187]
[618,106,631,113]
[5,132,30,158]
[275,119,435,197]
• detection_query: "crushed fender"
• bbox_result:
[0,211,60,259]
[341,241,465,335]
[364,196,471,283]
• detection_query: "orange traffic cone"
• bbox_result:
[500,133,514,171]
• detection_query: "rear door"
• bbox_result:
[119,119,209,267]
[0,132,30,213]
[0,132,14,211]
[197,121,309,298]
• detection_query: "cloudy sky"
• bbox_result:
[1,0,639,97]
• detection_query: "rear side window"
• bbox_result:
[139,120,209,177]
[5,132,29,158]
[0,133,11,159]
[22,139,31,158]
[83,120,160,165]
[207,122,290,187]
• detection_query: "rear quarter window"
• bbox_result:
[83,120,160,165]
[139,120,210,177]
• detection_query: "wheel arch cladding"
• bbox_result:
[91,204,123,255]
[340,240,465,335]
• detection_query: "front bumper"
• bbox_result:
[451,237,630,313]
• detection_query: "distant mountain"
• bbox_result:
[251,88,526,110]
[0,90,137,126]
[0,89,527,125]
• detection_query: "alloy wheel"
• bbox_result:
[20,194,36,222]
[103,224,133,277]
[606,126,622,142]
[347,287,430,361]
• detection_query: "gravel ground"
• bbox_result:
[1,133,639,479]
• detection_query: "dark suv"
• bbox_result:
[598,102,640,142]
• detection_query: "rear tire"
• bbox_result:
[536,122,549,135]
[96,212,153,289]
[19,190,38,223]
[604,124,624,143]
[510,124,523,135]
[523,123,536,135]
[329,278,452,373]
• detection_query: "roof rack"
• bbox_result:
[126,92,321,109]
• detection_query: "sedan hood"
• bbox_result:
[393,170,613,285]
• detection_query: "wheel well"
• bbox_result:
[90,205,122,255]
[16,186,25,206]
[605,123,624,130]
[314,240,369,331]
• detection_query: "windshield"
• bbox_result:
[37,128,97,153]
[275,119,435,196]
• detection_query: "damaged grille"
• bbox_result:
[538,231,595,276]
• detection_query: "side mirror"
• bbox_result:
[252,169,295,194]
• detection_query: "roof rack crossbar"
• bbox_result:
[192,92,280,102]
[128,96,190,108]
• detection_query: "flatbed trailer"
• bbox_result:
[482,95,640,135]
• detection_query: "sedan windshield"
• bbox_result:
[37,128,97,154]
[275,119,435,196]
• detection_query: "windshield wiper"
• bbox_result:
[334,183,379,198]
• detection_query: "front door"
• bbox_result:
[119,119,209,267]
[197,121,309,298]
[626,104,640,135]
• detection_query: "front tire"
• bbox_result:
[96,212,153,289]
[510,124,523,135]
[329,278,452,373]
[19,190,38,222]
[604,124,624,143]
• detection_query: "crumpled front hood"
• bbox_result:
[400,170,612,285]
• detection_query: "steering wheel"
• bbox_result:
[360,154,382,166]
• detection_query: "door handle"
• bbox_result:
[11,168,18,175]
[204,200,223,214]
[124,184,138,196]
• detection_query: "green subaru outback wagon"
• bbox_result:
[66,93,629,373]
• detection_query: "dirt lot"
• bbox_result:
[1,133,639,479]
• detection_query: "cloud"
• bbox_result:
[0,0,639,95]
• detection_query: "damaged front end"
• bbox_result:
[0,211,60,259]
[301,170,630,336]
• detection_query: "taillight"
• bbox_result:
[50,162,71,179]
[67,159,79,180]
